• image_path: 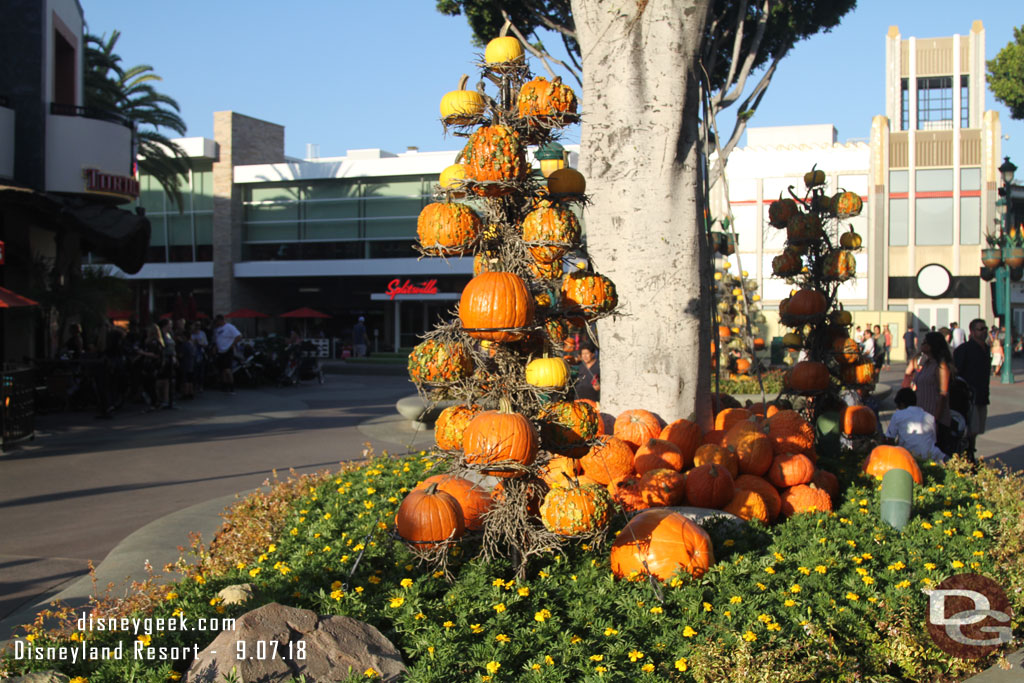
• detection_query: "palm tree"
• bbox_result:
[84,30,190,210]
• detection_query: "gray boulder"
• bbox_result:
[216,583,255,606]
[186,602,404,683]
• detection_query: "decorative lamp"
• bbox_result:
[536,141,567,178]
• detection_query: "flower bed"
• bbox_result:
[3,450,1022,682]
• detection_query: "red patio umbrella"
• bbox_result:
[227,308,269,337]
[187,294,198,322]
[172,293,187,321]
[280,307,331,337]
[0,286,39,308]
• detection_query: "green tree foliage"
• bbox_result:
[988,25,1024,120]
[84,30,190,209]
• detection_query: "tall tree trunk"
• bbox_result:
[572,0,713,427]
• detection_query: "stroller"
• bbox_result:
[289,341,324,385]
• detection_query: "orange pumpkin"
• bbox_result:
[416,202,481,255]
[462,125,526,194]
[833,337,861,365]
[767,453,816,488]
[843,362,876,386]
[724,489,770,524]
[768,197,799,228]
[517,76,577,122]
[434,403,483,451]
[779,483,833,517]
[785,289,828,319]
[415,474,491,531]
[562,271,618,317]
[811,468,840,501]
[714,407,751,432]
[684,464,735,509]
[692,444,740,479]
[727,428,774,477]
[639,468,688,507]
[863,444,923,485]
[658,419,702,468]
[767,410,816,458]
[491,477,544,517]
[614,409,664,449]
[395,483,465,548]
[459,271,535,343]
[772,248,803,277]
[607,475,647,512]
[785,361,831,394]
[473,251,499,276]
[408,339,475,386]
[634,438,685,475]
[702,429,728,447]
[539,456,585,488]
[831,191,863,219]
[538,400,600,457]
[539,482,610,536]
[734,475,782,522]
[609,508,715,581]
[462,401,538,476]
[521,206,581,264]
[823,249,856,281]
[841,405,877,436]
[579,435,635,485]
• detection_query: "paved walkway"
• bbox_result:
[1,360,1022,679]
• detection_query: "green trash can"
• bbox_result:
[770,337,785,365]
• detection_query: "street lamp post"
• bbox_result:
[998,157,1017,384]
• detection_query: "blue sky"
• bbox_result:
[83,1,1022,166]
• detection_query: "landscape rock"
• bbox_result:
[185,602,404,683]
[1,673,71,683]
[216,583,255,606]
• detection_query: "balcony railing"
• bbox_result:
[49,102,131,129]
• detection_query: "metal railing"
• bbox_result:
[49,102,131,129]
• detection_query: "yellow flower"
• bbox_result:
[952,560,965,568]
[790,584,801,593]
[756,582,767,591]
[846,592,859,601]
[168,673,182,681]
[518,586,530,596]
[368,576,381,584]
[493,603,506,613]
[896,579,911,588]
[137,634,152,647]
[743,631,757,642]
[703,601,713,612]
[921,522,933,529]
[331,580,343,590]
[595,666,607,673]
[604,627,618,636]
[724,539,735,547]
[887,561,906,571]
[414,613,426,620]
[355,586,364,593]
[249,568,261,577]
[729,596,742,604]
[924,562,937,570]
[628,650,644,662]
[323,513,331,519]
[400,578,413,588]
[797,566,811,575]
[545,655,555,666]
[766,622,781,631]
[535,609,551,622]
[495,634,510,643]
[532,664,541,671]
[69,678,88,683]
[642,663,655,673]
[443,620,454,629]
[847,540,857,547]
[330,589,344,601]
[570,635,582,644]
[675,657,689,672]
[364,668,379,678]
[757,614,772,623]
[683,625,698,637]
[855,567,868,576]
[764,566,776,574]
[815,565,827,574]
[590,654,604,662]
[973,530,984,538]
[389,597,404,608]
[650,606,663,614]
[784,599,796,607]
[862,576,875,585]
[164,591,178,601]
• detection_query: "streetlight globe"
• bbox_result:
[999,156,1016,185]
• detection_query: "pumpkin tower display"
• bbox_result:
[400,30,618,571]
[709,218,767,380]
[768,166,877,455]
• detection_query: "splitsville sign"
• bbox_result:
[83,168,140,200]
[384,278,440,300]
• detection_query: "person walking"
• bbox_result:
[882,325,893,370]
[352,316,369,357]
[950,322,967,350]
[903,326,917,360]
[953,319,991,463]
[213,314,242,394]
[912,331,953,455]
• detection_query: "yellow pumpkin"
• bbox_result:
[804,168,826,188]
[440,75,484,125]
[438,164,468,197]
[484,36,524,65]
[525,357,570,389]
[839,227,863,250]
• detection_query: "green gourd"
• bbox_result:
[815,411,842,459]
[879,468,914,529]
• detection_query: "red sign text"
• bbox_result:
[385,278,439,300]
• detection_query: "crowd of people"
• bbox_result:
[54,315,275,418]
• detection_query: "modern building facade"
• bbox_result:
[711,21,1010,345]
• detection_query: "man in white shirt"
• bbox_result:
[950,322,968,350]
[860,329,876,362]
[213,314,242,394]
[885,388,946,462]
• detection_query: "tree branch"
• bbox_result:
[711,0,771,109]
[501,10,581,85]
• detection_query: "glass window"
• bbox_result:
[367,177,426,198]
[960,75,969,128]
[246,203,298,223]
[246,222,299,242]
[149,214,167,246]
[889,198,909,246]
[195,213,213,246]
[916,169,953,192]
[306,200,359,222]
[364,196,423,219]
[960,167,981,191]
[304,181,360,201]
[168,214,193,262]
[731,206,757,251]
[889,170,909,193]
[960,196,980,245]
[305,220,360,241]
[139,173,165,212]
[916,76,953,130]
[900,78,909,131]
[193,168,214,211]
[366,217,417,238]
[959,304,980,327]
[249,185,300,203]
[915,197,954,245]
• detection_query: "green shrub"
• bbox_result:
[4,451,1021,682]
